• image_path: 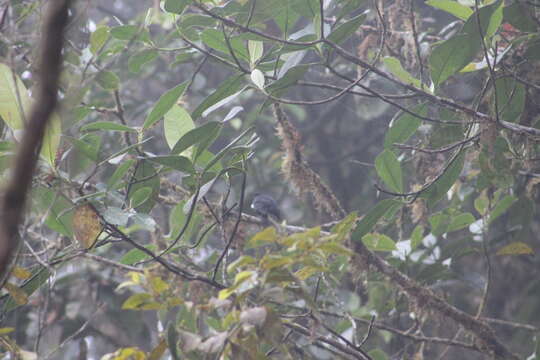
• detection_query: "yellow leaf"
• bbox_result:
[0,327,15,335]
[148,276,169,294]
[122,293,161,310]
[4,283,28,306]
[148,338,167,360]
[245,227,277,248]
[11,266,31,280]
[72,204,102,249]
[496,242,534,256]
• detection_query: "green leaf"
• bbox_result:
[90,26,109,54]
[474,191,489,216]
[326,13,366,44]
[384,104,426,149]
[81,121,136,132]
[494,77,525,123]
[143,81,189,129]
[352,199,403,240]
[165,0,190,14]
[489,195,517,224]
[430,34,477,86]
[448,213,475,232]
[0,63,60,167]
[127,161,160,213]
[362,233,396,252]
[33,186,74,237]
[200,28,249,62]
[110,25,139,40]
[67,134,101,162]
[426,0,473,20]
[375,150,403,193]
[147,155,195,174]
[331,212,358,242]
[164,105,195,150]
[267,64,309,95]
[194,121,221,160]
[2,267,50,312]
[383,57,422,88]
[248,40,263,66]
[96,70,120,90]
[120,244,156,265]
[423,152,465,206]
[192,74,245,119]
[171,121,221,155]
[411,225,424,249]
[107,159,135,190]
[128,49,158,73]
[130,187,153,208]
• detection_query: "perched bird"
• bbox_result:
[251,193,281,223]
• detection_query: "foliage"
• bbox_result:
[0,0,540,359]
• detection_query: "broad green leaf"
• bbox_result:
[426,0,473,20]
[474,191,489,216]
[67,134,101,162]
[352,199,402,240]
[331,212,358,242]
[143,81,189,130]
[194,121,221,160]
[430,34,476,86]
[461,0,503,41]
[383,57,422,88]
[384,104,426,149]
[494,77,525,123]
[0,63,60,167]
[2,267,50,312]
[171,121,221,155]
[164,105,195,150]
[127,161,160,213]
[268,65,309,97]
[192,74,245,119]
[81,121,136,132]
[90,26,109,54]
[423,152,465,206]
[128,49,158,73]
[411,225,424,249]
[200,28,249,62]
[362,233,396,252]
[96,70,120,90]
[164,0,190,14]
[326,13,366,44]
[448,212,475,232]
[375,150,403,193]
[110,25,138,40]
[489,195,517,224]
[107,159,135,189]
[248,40,263,66]
[148,155,194,174]
[130,187,153,208]
[33,186,74,237]
[120,244,157,265]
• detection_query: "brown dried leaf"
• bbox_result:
[73,204,102,249]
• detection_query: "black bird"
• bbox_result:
[251,193,281,223]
